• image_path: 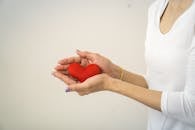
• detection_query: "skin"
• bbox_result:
[160,0,193,34]
[52,0,192,112]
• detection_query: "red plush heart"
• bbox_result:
[68,63,102,82]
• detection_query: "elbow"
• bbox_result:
[161,92,195,126]
[182,92,195,119]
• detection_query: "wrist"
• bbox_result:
[110,64,122,79]
[104,76,118,91]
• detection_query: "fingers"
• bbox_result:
[68,84,83,91]
[53,50,100,95]
[67,84,90,96]
[52,71,77,85]
[55,64,69,71]
[53,71,91,96]
[59,70,68,75]
[76,50,94,60]
[57,50,94,66]
[66,86,89,96]
[54,65,69,75]
[58,56,81,65]
[80,58,88,66]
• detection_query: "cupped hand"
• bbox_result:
[55,50,120,79]
[53,71,112,96]
[53,50,120,95]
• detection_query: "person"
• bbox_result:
[52,0,195,129]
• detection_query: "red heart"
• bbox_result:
[68,63,102,82]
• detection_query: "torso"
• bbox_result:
[160,0,193,34]
[145,0,195,129]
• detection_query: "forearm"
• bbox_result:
[111,65,148,88]
[107,78,162,111]
[122,69,148,88]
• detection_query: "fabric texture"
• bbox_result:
[144,0,195,129]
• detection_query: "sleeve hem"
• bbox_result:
[161,91,168,115]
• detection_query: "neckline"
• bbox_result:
[157,0,195,37]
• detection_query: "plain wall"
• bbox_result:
[0,0,154,130]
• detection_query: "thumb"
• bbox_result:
[76,50,93,60]
[68,83,83,91]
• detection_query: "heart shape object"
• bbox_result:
[68,63,102,82]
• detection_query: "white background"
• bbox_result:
[0,0,154,130]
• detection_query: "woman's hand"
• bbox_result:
[53,50,120,95]
[53,71,112,96]
[55,50,121,79]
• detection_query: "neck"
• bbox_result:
[168,0,192,9]
[169,0,186,3]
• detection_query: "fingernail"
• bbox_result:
[65,88,71,92]
[51,71,55,76]
[76,49,81,52]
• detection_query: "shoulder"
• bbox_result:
[147,0,165,18]
[188,2,195,48]
[148,0,160,10]
[191,26,195,49]
[148,0,163,12]
[146,0,163,25]
[189,21,195,50]
[190,2,195,23]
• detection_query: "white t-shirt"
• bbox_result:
[145,0,195,129]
